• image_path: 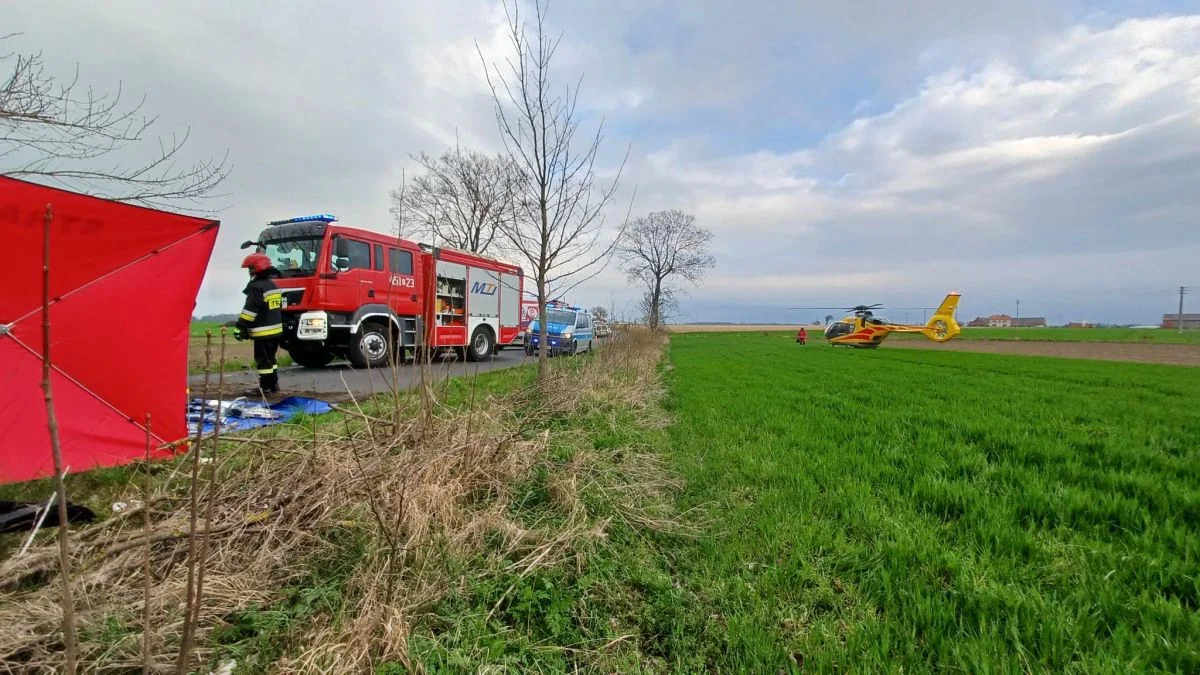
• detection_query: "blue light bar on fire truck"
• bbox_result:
[267,213,338,226]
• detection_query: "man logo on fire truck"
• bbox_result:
[238,213,525,370]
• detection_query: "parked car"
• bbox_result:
[594,318,611,338]
[524,301,594,356]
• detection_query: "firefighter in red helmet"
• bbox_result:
[234,253,284,395]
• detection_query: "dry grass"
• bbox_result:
[0,330,675,673]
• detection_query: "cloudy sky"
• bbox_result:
[7,0,1200,325]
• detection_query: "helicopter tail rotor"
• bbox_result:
[920,292,962,342]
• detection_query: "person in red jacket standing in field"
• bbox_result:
[796,327,808,345]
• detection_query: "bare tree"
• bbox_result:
[389,145,521,255]
[637,288,680,327]
[589,305,608,321]
[478,0,633,381]
[617,209,715,330]
[1,37,229,209]
[41,204,78,675]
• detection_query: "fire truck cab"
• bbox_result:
[245,214,524,369]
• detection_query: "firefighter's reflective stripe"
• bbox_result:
[238,277,283,340]
[263,289,283,311]
[257,365,278,375]
[249,324,283,338]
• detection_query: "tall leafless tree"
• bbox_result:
[636,287,680,327]
[389,145,521,255]
[478,0,633,381]
[617,209,715,330]
[1,37,229,209]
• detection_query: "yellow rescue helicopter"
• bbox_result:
[791,292,962,348]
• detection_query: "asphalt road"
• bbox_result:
[187,347,530,400]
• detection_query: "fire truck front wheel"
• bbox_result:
[348,321,393,369]
[466,326,495,362]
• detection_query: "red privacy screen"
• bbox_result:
[0,176,219,484]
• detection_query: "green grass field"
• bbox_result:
[942,326,1200,343]
[646,332,1199,672]
[190,321,225,337]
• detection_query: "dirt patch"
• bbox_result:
[891,339,1200,367]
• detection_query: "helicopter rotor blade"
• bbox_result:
[788,303,943,314]
[789,305,938,311]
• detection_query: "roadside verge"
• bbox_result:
[1,330,681,672]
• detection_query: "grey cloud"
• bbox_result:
[6,0,508,313]
[5,2,1198,325]
[455,0,1083,133]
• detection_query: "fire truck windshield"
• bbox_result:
[263,236,323,278]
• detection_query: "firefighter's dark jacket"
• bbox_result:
[236,274,283,339]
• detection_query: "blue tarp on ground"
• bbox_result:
[187,396,334,436]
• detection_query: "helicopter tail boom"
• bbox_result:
[920,292,962,342]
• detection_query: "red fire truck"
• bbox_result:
[518,299,540,341]
[242,214,525,369]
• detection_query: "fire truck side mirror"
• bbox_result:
[329,237,351,273]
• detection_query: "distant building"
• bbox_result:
[1012,317,1047,328]
[968,314,1045,327]
[1068,321,1095,328]
[1162,313,1200,329]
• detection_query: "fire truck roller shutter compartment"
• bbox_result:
[467,266,500,360]
[436,260,467,281]
[500,273,520,346]
[434,260,469,347]
[468,268,500,318]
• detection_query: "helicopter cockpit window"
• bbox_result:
[825,321,855,338]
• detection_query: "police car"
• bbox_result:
[524,301,594,356]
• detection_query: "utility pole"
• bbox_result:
[1178,286,1188,334]
[1015,299,1020,321]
